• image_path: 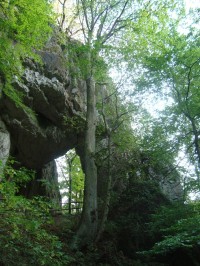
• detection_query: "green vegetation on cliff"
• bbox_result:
[0,0,54,106]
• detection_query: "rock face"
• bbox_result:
[159,177,183,201]
[0,119,10,175]
[146,162,184,201]
[20,160,61,206]
[0,39,86,170]
[0,37,86,203]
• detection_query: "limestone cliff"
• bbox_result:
[1,40,86,168]
[0,36,86,202]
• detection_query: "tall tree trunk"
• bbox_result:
[96,133,112,242]
[95,86,113,242]
[72,76,98,248]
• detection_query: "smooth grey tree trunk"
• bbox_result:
[96,133,112,242]
[72,75,98,248]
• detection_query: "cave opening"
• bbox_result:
[56,149,84,214]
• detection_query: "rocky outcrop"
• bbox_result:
[146,163,184,201]
[0,39,86,171]
[0,35,183,205]
[0,119,10,175]
[0,36,86,203]
[20,160,61,206]
[159,176,183,201]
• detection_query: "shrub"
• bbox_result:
[0,161,72,266]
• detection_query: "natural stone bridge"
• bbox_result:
[0,36,183,203]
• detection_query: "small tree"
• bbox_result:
[58,150,84,213]
[66,151,84,214]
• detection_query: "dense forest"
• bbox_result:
[0,0,200,265]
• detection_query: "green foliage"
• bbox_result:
[59,150,84,212]
[0,0,54,107]
[0,0,54,70]
[145,202,200,255]
[63,115,86,133]
[0,161,72,266]
[68,155,84,194]
[120,5,200,195]
[2,82,38,117]
[65,37,109,85]
[134,202,200,265]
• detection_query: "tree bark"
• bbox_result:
[96,132,112,242]
[72,75,98,248]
